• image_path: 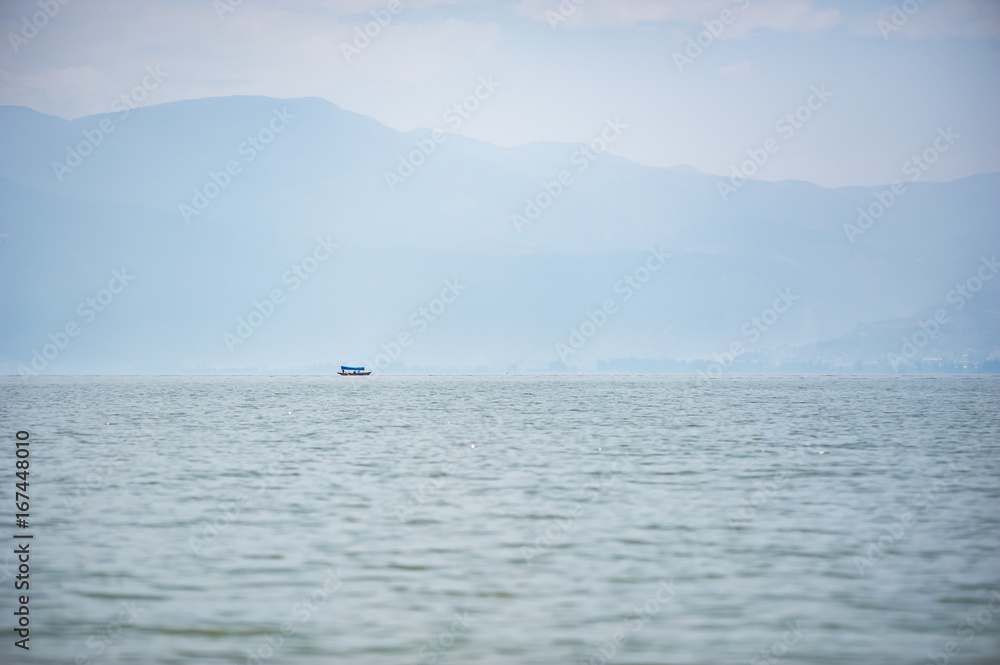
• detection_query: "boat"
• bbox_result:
[338,365,371,376]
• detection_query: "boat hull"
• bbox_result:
[338,372,371,376]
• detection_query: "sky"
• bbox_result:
[1,0,998,188]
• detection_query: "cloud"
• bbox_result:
[248,0,463,15]
[513,0,839,35]
[320,17,503,85]
[513,0,717,25]
[0,0,503,119]
[733,1,839,37]
[720,59,752,75]
[853,0,1000,40]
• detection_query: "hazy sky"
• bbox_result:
[1,0,998,187]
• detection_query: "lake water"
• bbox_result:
[1,375,999,664]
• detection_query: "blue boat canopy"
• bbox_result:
[341,366,365,371]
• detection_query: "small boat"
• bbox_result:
[338,365,371,376]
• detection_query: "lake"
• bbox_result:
[1,375,998,664]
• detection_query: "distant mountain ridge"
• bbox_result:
[0,96,997,373]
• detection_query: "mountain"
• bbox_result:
[0,96,997,374]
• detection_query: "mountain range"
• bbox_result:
[1,96,997,374]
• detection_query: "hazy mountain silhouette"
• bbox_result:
[1,96,997,373]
